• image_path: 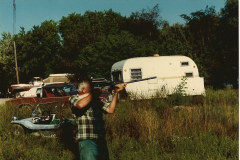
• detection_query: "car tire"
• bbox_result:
[13,124,25,136]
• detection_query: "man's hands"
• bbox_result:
[92,83,127,96]
[76,83,127,113]
[114,83,127,93]
[106,83,126,114]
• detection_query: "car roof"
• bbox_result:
[92,80,108,82]
[29,87,41,90]
[92,78,108,82]
[42,82,66,86]
[42,84,73,88]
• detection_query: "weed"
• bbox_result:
[0,88,238,159]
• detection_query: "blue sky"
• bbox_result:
[0,0,226,35]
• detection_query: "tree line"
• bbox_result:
[0,0,238,95]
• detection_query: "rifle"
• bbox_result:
[103,76,157,91]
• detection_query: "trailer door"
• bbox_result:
[112,71,123,83]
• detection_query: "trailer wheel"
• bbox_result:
[13,124,25,136]
[18,104,33,119]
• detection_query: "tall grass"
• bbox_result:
[0,87,238,159]
[105,87,238,159]
[0,103,77,160]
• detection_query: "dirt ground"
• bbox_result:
[0,98,10,105]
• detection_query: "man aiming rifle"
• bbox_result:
[69,78,126,160]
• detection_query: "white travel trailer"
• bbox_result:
[111,55,205,99]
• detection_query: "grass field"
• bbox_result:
[0,87,238,160]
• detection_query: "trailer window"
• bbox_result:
[185,72,193,77]
[130,69,142,80]
[181,62,189,66]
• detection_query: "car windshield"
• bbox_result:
[35,78,41,82]
[61,85,77,93]
[93,82,108,88]
[36,88,42,94]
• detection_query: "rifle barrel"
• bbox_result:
[126,76,157,84]
[106,76,157,90]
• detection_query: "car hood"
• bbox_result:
[11,118,60,130]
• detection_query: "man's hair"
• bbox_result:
[77,78,93,93]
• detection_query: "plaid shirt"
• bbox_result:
[69,94,109,140]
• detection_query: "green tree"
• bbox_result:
[15,20,61,81]
[2,3,237,90]
[0,32,16,94]
[73,31,153,79]
[158,22,192,56]
[180,6,221,87]
[217,0,238,88]
[128,4,163,41]
[58,10,127,75]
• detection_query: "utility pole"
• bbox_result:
[13,0,19,84]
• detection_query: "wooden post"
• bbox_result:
[13,41,19,84]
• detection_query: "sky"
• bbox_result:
[0,0,226,35]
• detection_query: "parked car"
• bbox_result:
[92,78,110,89]
[11,101,76,138]
[6,84,78,110]
[15,82,66,98]
[15,87,41,98]
[6,83,112,110]
[10,77,44,97]
[91,78,113,102]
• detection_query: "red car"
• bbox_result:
[6,83,111,108]
[6,84,78,108]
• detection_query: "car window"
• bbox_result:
[36,88,42,95]
[44,88,56,97]
[61,85,77,93]
[43,87,64,97]
[93,82,108,88]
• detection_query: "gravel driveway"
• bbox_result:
[0,98,10,105]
